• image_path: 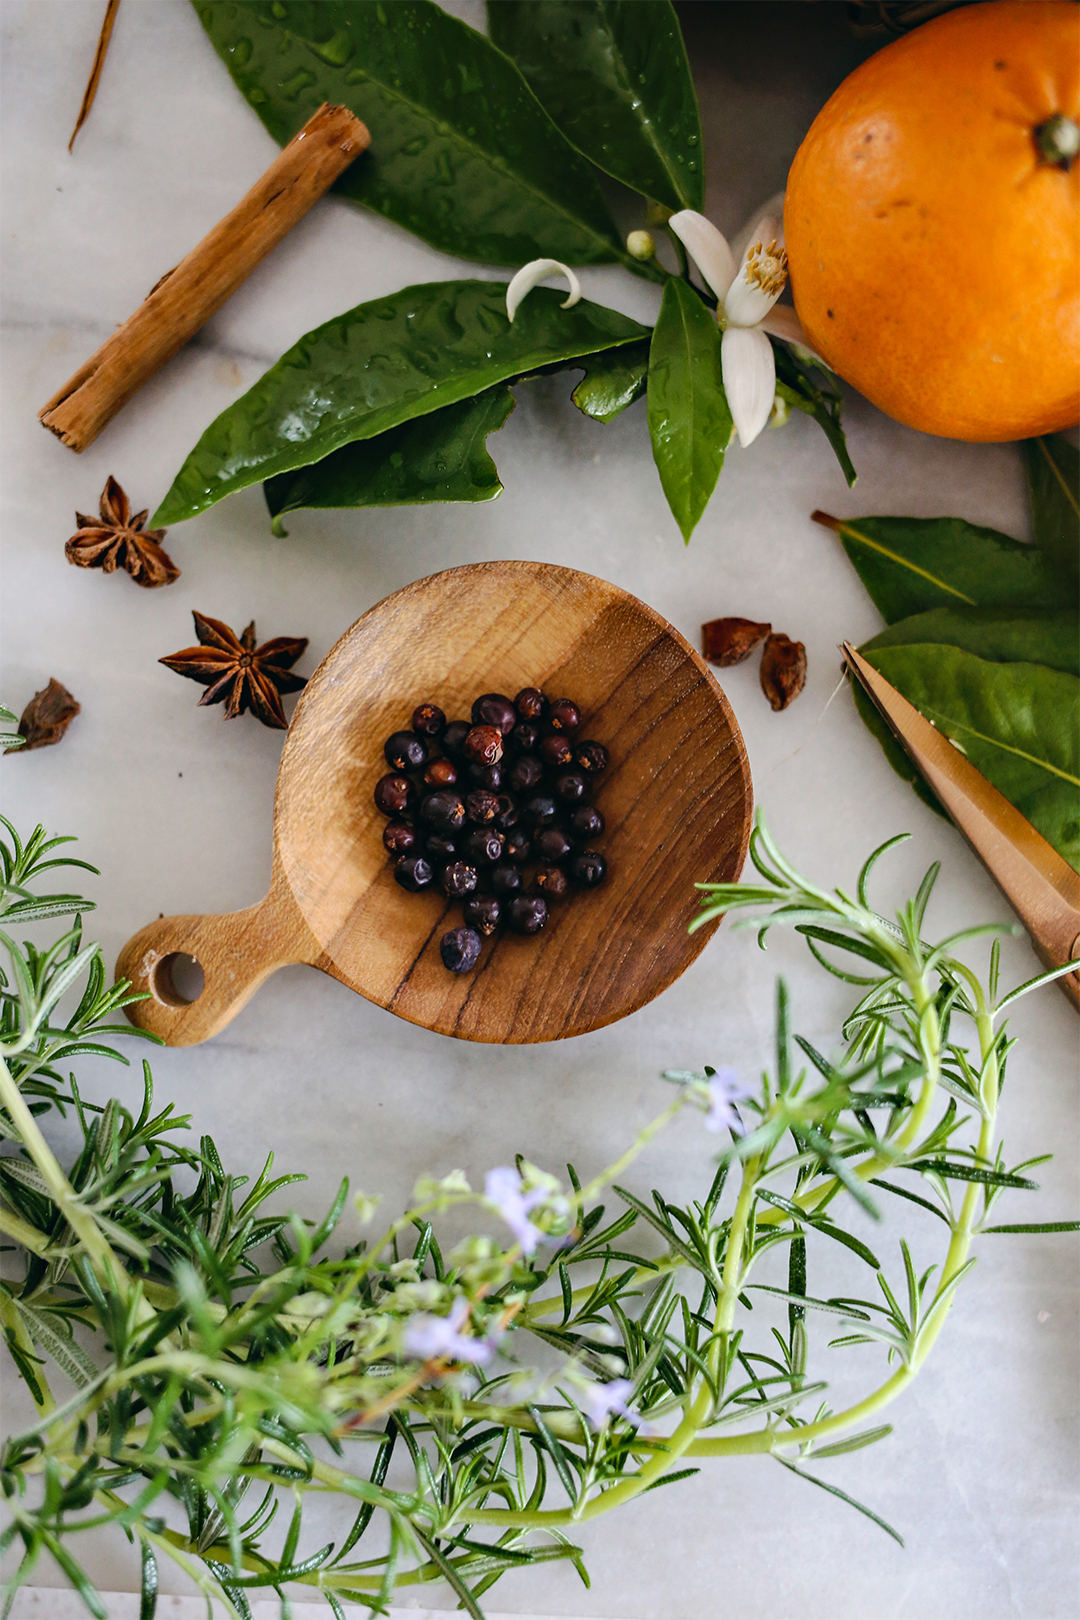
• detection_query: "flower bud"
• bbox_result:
[626,229,656,261]
[353,1191,382,1226]
[769,393,791,430]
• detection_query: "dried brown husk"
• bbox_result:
[701,617,772,667]
[760,634,807,711]
[17,680,81,750]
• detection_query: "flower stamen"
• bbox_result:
[743,240,789,300]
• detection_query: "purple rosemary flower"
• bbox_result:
[576,1376,642,1430]
[403,1297,495,1366]
[483,1166,548,1255]
[703,1067,754,1136]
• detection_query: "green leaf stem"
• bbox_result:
[195,0,630,268]
[154,281,649,524]
[264,387,515,532]
[862,643,1080,870]
[487,0,704,213]
[646,279,731,542]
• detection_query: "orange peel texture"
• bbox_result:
[784,0,1080,442]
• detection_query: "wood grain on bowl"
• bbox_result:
[116,562,752,1045]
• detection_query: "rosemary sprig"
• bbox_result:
[1,811,1075,1618]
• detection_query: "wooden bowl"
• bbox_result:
[117,561,752,1045]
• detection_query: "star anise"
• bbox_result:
[66,475,179,587]
[160,612,308,729]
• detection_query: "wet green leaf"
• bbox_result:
[195,0,630,268]
[818,513,1061,623]
[571,339,650,422]
[840,457,1080,836]
[487,0,703,213]
[154,281,648,524]
[264,387,515,532]
[1024,434,1079,595]
[773,344,855,488]
[862,643,1080,870]
[863,607,1079,677]
[646,279,730,543]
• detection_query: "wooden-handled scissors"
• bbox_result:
[842,644,1080,1011]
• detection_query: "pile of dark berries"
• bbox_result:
[374,688,609,973]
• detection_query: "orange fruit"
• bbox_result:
[784,0,1079,442]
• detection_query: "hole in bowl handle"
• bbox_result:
[115,884,319,1047]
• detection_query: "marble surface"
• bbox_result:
[1,3,1077,1617]
[8,1590,608,1620]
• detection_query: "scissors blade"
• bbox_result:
[842,644,1080,1000]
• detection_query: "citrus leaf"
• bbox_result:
[863,607,1079,677]
[1024,434,1079,595]
[646,278,730,543]
[487,0,704,213]
[815,512,1061,623]
[195,0,629,269]
[571,339,650,422]
[154,281,649,524]
[264,387,515,531]
[773,343,855,487]
[863,643,1080,871]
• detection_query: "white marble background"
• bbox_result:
[1,2,1077,1617]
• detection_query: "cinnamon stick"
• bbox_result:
[40,103,370,452]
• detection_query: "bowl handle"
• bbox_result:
[115,869,322,1047]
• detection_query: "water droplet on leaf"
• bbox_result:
[311,29,353,66]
